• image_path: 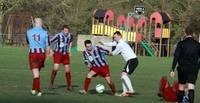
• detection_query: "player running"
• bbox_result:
[26,18,50,96]
[79,40,116,95]
[48,25,73,91]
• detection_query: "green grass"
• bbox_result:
[0,47,199,103]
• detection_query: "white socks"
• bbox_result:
[121,74,134,93]
[122,81,128,93]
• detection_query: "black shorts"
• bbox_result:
[177,66,199,84]
[123,58,138,75]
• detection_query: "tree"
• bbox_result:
[0,0,22,36]
[0,0,199,44]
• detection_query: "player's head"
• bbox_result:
[113,31,122,42]
[185,26,193,36]
[34,18,43,27]
[84,40,93,51]
[62,25,69,34]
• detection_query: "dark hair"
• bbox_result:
[62,25,70,30]
[113,31,122,36]
[84,40,92,46]
[185,26,193,35]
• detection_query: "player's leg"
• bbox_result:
[29,53,43,96]
[187,68,199,103]
[121,60,136,94]
[177,84,186,103]
[64,64,72,90]
[105,76,116,94]
[79,70,96,94]
[49,64,60,89]
[177,67,187,103]
[62,53,72,90]
[121,72,135,94]
[49,52,61,89]
[121,58,138,95]
[187,83,195,103]
[31,68,42,96]
[122,80,128,93]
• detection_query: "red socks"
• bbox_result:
[50,70,72,89]
[108,83,116,94]
[65,72,72,88]
[32,77,40,92]
[50,70,58,85]
[84,78,91,92]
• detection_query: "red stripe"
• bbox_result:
[39,48,42,53]
[30,48,43,53]
[61,35,65,53]
[51,36,57,43]
[93,50,102,67]
[65,35,69,52]
[87,51,97,67]
[58,34,60,51]
[34,48,37,53]
[48,36,50,46]
[83,52,89,66]
[97,48,107,65]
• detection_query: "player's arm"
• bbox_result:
[111,44,122,56]
[50,34,58,43]
[97,46,110,56]
[82,51,91,68]
[171,42,181,71]
[100,40,117,47]
[68,34,73,55]
[170,42,181,78]
[198,43,200,69]
[26,31,29,45]
[45,32,51,58]
[26,34,29,45]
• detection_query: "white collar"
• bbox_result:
[117,39,123,43]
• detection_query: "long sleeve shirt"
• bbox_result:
[171,37,200,71]
[104,39,137,61]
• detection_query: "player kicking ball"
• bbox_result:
[79,40,116,95]
[26,18,50,96]
[100,31,139,97]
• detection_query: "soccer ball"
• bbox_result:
[95,84,105,93]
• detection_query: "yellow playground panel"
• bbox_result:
[92,24,136,42]
[162,28,170,38]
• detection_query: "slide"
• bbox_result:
[141,39,155,57]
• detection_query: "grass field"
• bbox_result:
[0,47,199,103]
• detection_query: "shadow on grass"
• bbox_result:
[56,84,79,89]
[88,89,140,97]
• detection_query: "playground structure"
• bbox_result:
[149,12,171,57]
[91,9,171,57]
[1,12,32,46]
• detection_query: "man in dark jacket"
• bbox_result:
[170,26,200,103]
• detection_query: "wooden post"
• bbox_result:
[135,24,138,55]
[167,23,171,57]
[167,38,170,57]
[159,25,163,57]
[144,22,147,56]
[0,15,2,34]
[92,17,94,35]
[148,20,152,45]
[0,14,3,45]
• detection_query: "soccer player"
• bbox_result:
[26,18,50,96]
[49,25,73,91]
[170,26,200,103]
[101,31,138,97]
[79,40,116,95]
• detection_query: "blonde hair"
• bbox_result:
[34,18,43,27]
